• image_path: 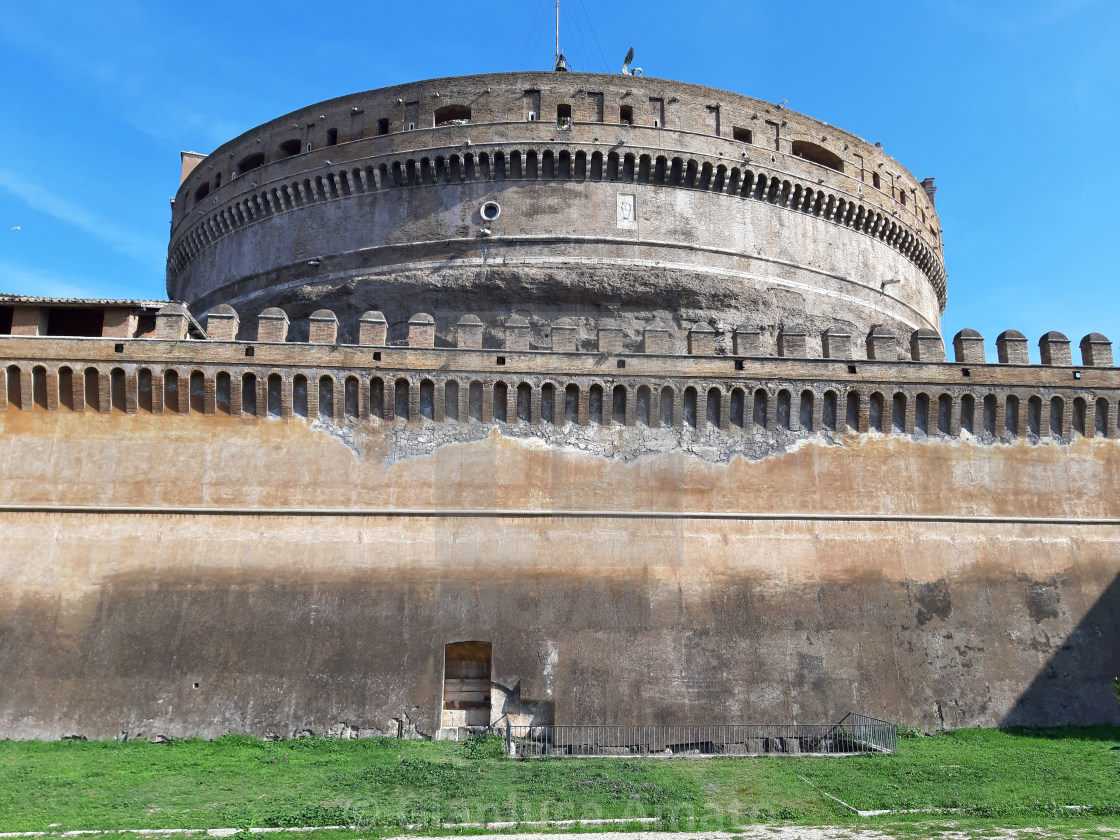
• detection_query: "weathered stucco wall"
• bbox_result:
[1,409,1117,740]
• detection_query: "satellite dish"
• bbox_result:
[622,46,642,76]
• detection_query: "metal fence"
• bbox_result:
[506,713,896,757]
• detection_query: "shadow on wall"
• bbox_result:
[1001,573,1120,727]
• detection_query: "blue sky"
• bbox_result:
[1,0,1117,360]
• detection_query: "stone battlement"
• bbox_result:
[3,317,1116,448]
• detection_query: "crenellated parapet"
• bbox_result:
[3,311,1117,447]
[188,305,1113,369]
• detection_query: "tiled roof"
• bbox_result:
[0,293,170,308]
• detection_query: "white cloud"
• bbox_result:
[0,168,164,267]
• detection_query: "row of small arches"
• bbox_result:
[168,145,944,301]
[4,364,1114,442]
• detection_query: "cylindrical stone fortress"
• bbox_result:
[6,70,1120,744]
[169,72,945,349]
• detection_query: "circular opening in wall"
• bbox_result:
[480,201,501,221]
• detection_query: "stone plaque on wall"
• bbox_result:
[616,193,637,230]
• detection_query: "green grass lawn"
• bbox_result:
[0,727,1117,834]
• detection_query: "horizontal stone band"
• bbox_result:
[2,504,1117,526]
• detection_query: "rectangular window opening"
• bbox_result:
[733,126,753,144]
[46,307,104,337]
[619,104,633,125]
[442,642,492,730]
[377,118,389,135]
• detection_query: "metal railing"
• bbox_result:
[506,713,896,757]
